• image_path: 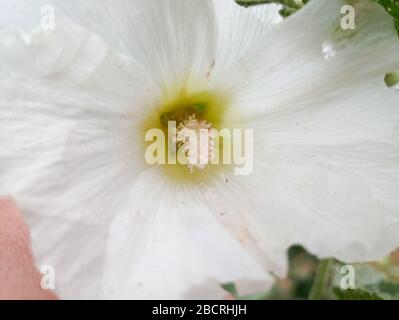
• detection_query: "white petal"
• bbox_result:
[101,169,273,299]
[210,140,399,277]
[209,0,281,82]
[0,21,159,298]
[0,21,106,81]
[41,0,216,93]
[24,211,109,299]
[253,66,399,220]
[220,0,399,118]
[0,0,47,30]
[215,82,399,276]
[205,1,399,275]
[255,80,399,146]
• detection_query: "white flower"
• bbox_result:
[1,0,399,299]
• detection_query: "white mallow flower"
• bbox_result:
[0,0,399,299]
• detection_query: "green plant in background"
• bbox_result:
[236,0,399,35]
[236,0,309,17]
[269,247,399,300]
[377,0,399,35]
[223,246,399,300]
[332,288,384,300]
[330,258,399,300]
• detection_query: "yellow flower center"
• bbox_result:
[141,86,233,183]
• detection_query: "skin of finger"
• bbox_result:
[0,198,58,300]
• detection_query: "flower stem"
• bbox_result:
[308,258,333,300]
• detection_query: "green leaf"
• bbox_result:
[363,280,399,300]
[236,0,399,33]
[240,291,270,300]
[221,282,270,300]
[330,262,399,300]
[308,259,334,300]
[385,72,399,87]
[333,287,384,300]
[377,0,399,36]
[235,0,279,7]
[221,282,238,297]
[235,0,309,18]
[266,245,319,300]
[375,281,399,299]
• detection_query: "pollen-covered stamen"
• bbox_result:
[174,114,217,173]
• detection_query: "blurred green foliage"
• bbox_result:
[236,0,399,35]
[332,288,384,300]
[235,0,309,17]
[377,0,399,35]
[223,246,399,300]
